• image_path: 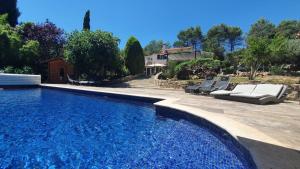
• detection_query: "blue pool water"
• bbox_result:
[0,88,254,169]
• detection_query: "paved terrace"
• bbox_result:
[42,83,300,169]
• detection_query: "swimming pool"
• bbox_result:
[0,88,256,168]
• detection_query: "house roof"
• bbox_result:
[168,53,195,61]
[160,47,193,55]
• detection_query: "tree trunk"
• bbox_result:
[228,40,235,52]
[193,43,197,59]
[249,65,256,80]
[230,41,234,52]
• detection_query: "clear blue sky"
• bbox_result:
[18,0,300,48]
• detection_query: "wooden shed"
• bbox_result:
[44,57,74,83]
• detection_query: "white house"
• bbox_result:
[145,46,199,76]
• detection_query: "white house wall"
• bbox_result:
[145,54,167,66]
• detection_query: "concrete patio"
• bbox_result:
[42,83,300,169]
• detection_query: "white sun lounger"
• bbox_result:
[67,74,79,85]
[231,84,283,98]
[212,84,288,105]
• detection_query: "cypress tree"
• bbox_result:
[0,0,20,27]
[124,36,145,75]
[83,10,90,31]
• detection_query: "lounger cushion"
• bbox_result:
[232,84,256,93]
[251,84,283,97]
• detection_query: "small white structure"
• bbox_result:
[0,73,41,86]
[144,47,196,76]
[145,54,167,76]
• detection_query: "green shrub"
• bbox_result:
[175,62,191,80]
[158,61,181,80]
[19,40,40,66]
[0,14,8,25]
[223,66,235,74]
[184,56,220,78]
[3,66,33,74]
[124,36,145,75]
[3,66,14,73]
[163,56,221,80]
[20,66,33,74]
[116,65,130,78]
[0,22,22,67]
[270,65,284,75]
[158,73,167,80]
[161,60,183,79]
[221,60,235,74]
[111,55,130,78]
[65,30,120,80]
[175,61,190,74]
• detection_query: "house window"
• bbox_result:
[157,55,168,60]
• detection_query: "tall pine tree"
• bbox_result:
[0,0,20,27]
[83,10,90,31]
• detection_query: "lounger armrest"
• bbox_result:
[277,85,289,99]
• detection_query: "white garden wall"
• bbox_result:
[0,73,41,86]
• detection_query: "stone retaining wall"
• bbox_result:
[288,84,300,101]
[154,74,300,101]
